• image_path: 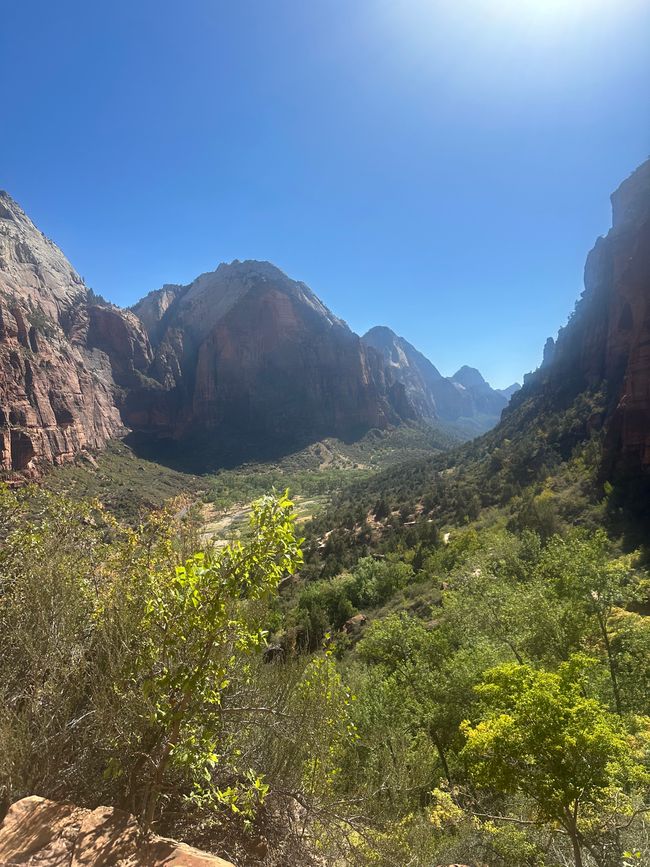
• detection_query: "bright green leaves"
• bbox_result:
[461,660,648,864]
[114,490,303,826]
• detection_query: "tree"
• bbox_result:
[535,529,638,714]
[461,660,645,867]
[106,491,303,828]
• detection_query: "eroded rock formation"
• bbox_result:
[128,261,411,459]
[0,193,120,477]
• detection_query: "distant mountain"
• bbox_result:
[497,382,522,400]
[362,327,511,434]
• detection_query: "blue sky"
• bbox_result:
[2,0,649,388]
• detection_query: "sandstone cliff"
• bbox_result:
[0,192,143,477]
[128,261,412,462]
[508,159,650,482]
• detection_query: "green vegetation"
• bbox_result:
[3,392,650,865]
[45,440,203,522]
[204,422,457,512]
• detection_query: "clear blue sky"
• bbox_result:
[2,0,649,388]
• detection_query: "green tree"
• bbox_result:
[107,491,302,827]
[535,530,639,714]
[461,660,646,867]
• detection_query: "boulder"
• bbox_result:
[0,796,235,867]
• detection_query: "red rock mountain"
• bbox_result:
[128,261,412,462]
[0,192,151,477]
[0,197,411,475]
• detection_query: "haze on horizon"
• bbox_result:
[2,0,649,389]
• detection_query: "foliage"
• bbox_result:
[461,660,648,866]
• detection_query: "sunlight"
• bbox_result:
[483,0,611,29]
[402,0,621,35]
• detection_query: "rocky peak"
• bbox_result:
[0,191,86,321]
[134,259,347,351]
[363,328,509,432]
[451,365,488,390]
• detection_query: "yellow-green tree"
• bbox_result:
[461,660,647,867]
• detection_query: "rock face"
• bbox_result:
[128,261,411,460]
[0,192,151,478]
[509,159,650,482]
[0,796,235,866]
[362,326,512,432]
[0,193,412,476]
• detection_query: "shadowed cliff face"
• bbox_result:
[0,192,151,477]
[129,262,412,462]
[508,159,650,482]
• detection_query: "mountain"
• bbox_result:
[450,365,512,418]
[0,194,418,477]
[0,192,151,476]
[362,326,512,433]
[127,261,413,462]
[507,158,650,496]
[497,382,521,400]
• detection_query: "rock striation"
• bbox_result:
[0,192,150,478]
[0,796,234,866]
[362,326,514,433]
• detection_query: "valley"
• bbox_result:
[1,160,649,867]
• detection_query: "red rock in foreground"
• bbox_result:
[0,796,234,867]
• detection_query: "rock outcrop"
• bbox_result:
[362,326,513,433]
[0,796,234,866]
[0,192,146,478]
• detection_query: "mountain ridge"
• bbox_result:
[362,325,515,434]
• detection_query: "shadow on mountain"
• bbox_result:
[123,424,379,474]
